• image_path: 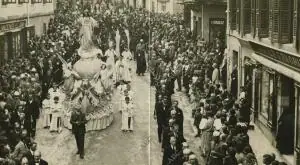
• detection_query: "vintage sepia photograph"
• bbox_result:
[0,0,298,164]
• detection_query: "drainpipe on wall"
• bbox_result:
[201,4,204,38]
[27,3,30,26]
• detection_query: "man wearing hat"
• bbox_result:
[154,94,166,143]
[135,39,147,76]
[171,100,184,135]
[70,105,87,159]
[162,136,181,165]
[24,93,40,137]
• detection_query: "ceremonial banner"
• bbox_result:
[125,28,130,49]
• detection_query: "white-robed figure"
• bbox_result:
[62,62,81,96]
[121,47,133,82]
[42,94,51,128]
[48,84,61,101]
[77,9,98,52]
[50,96,63,132]
[114,54,132,83]
[117,81,127,112]
[121,96,134,132]
[105,41,118,84]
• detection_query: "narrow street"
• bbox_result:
[34,63,204,165]
[35,63,151,165]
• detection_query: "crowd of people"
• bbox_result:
[150,12,288,165]
[0,0,149,164]
[0,0,291,164]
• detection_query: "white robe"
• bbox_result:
[114,59,132,82]
[117,85,127,112]
[105,49,117,83]
[42,99,51,127]
[212,68,220,84]
[50,103,63,132]
[121,103,134,131]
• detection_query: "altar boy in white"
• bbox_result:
[50,96,63,133]
[121,96,134,132]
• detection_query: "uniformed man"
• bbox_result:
[70,105,87,159]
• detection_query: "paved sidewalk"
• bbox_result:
[248,125,294,165]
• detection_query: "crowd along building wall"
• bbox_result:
[226,0,300,164]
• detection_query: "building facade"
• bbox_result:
[183,0,226,43]
[226,0,299,164]
[151,0,183,14]
[0,0,55,65]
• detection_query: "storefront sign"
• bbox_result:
[250,41,300,71]
[0,20,26,33]
[210,19,225,25]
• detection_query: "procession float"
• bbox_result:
[61,11,121,131]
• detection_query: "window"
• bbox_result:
[18,0,28,3]
[31,0,42,3]
[293,0,298,42]
[256,0,269,38]
[269,0,273,37]
[251,0,256,36]
[161,3,166,12]
[261,69,275,125]
[2,0,16,5]
[43,0,52,3]
[242,0,251,34]
[229,0,237,30]
[26,27,35,42]
[12,33,21,58]
[271,0,293,43]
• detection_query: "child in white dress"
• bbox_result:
[121,97,134,132]
[50,96,63,133]
[42,94,51,128]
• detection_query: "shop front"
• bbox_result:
[0,20,34,65]
[209,18,226,47]
[249,41,299,163]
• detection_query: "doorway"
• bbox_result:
[231,51,239,99]
[276,75,295,155]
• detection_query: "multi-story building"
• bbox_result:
[226,0,299,164]
[183,0,226,43]
[0,0,55,65]
[151,0,183,14]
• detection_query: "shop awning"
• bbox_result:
[252,53,300,83]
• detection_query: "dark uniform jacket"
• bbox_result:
[70,111,87,135]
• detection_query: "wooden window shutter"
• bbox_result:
[251,0,256,37]
[271,0,279,42]
[269,0,273,39]
[242,0,251,34]
[278,0,293,43]
[236,0,241,32]
[229,0,237,30]
[257,0,269,38]
[296,0,300,50]
[293,0,297,42]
